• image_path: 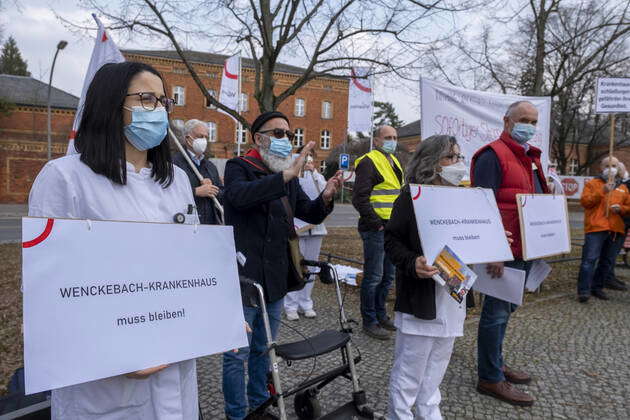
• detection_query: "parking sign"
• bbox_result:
[339,153,350,170]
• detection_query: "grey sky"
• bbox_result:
[2,0,491,126]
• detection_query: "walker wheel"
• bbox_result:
[294,389,321,420]
[173,213,186,224]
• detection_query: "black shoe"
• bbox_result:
[245,409,280,420]
[604,277,628,291]
[363,324,390,340]
[378,316,397,331]
[578,295,590,303]
[591,290,610,300]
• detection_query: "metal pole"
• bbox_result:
[237,53,243,156]
[47,49,61,160]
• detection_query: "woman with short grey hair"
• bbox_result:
[384,134,468,420]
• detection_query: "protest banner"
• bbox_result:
[22,217,247,394]
[516,194,571,260]
[410,184,513,266]
[347,67,373,134]
[420,78,552,169]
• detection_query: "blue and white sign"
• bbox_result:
[339,153,350,170]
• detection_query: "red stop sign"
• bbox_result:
[561,178,579,196]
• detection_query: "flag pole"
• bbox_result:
[169,127,224,224]
[236,52,243,157]
[605,113,616,217]
[369,72,375,151]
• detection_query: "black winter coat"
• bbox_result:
[224,156,333,303]
[384,185,437,320]
[173,151,224,225]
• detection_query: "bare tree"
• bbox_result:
[425,0,630,174]
[64,0,477,129]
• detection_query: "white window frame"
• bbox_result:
[207,122,217,142]
[295,98,305,117]
[239,93,249,112]
[173,86,185,106]
[294,128,304,147]
[206,89,217,109]
[320,160,327,173]
[236,125,247,144]
[320,129,331,150]
[321,101,332,119]
[568,158,578,176]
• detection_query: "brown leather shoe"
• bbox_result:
[502,365,532,384]
[476,380,535,406]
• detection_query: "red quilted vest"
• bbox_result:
[471,131,549,259]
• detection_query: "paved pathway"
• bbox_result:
[196,283,630,419]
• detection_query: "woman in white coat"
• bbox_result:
[28,62,199,419]
[284,148,328,320]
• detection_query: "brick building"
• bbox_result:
[0,74,78,204]
[123,50,349,172]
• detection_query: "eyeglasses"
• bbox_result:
[259,128,295,141]
[125,92,175,113]
[443,153,465,162]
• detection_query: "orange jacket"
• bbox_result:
[581,177,630,234]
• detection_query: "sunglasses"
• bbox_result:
[259,128,295,141]
[126,92,175,113]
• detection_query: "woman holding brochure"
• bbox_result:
[384,135,511,420]
[28,62,199,419]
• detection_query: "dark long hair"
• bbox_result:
[74,61,174,187]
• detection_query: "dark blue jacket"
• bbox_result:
[173,151,224,225]
[224,156,333,303]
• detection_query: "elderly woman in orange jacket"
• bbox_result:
[577,156,630,303]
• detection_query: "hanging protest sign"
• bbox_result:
[516,194,571,260]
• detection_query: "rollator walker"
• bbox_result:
[240,260,384,420]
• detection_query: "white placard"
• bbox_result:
[595,78,630,114]
[525,260,552,292]
[558,175,594,199]
[420,78,551,170]
[22,217,248,394]
[410,185,513,265]
[473,265,526,306]
[516,194,571,260]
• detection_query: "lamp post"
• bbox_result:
[47,40,68,160]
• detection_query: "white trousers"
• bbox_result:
[388,331,455,420]
[284,235,323,312]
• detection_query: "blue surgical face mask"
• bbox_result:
[123,106,168,151]
[382,139,397,154]
[268,136,293,158]
[511,123,536,145]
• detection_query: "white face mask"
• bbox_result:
[439,161,467,186]
[191,137,207,155]
[603,167,618,179]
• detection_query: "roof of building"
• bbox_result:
[398,118,421,139]
[123,49,312,76]
[0,74,79,109]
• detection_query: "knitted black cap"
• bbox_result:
[250,111,290,137]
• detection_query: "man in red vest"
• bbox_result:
[470,101,549,407]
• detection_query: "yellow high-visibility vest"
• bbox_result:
[355,150,403,220]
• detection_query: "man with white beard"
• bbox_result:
[221,111,343,420]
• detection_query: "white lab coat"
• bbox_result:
[28,154,199,420]
[285,170,327,312]
[388,285,466,420]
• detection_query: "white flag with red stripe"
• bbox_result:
[218,54,240,120]
[67,14,125,154]
[347,67,373,133]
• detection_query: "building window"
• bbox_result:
[207,122,217,142]
[321,101,332,119]
[173,86,185,106]
[294,128,304,147]
[568,159,578,175]
[320,129,331,149]
[236,125,247,144]
[320,160,327,173]
[239,93,249,112]
[295,98,305,117]
[206,89,216,109]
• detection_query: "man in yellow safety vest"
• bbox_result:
[352,125,403,340]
